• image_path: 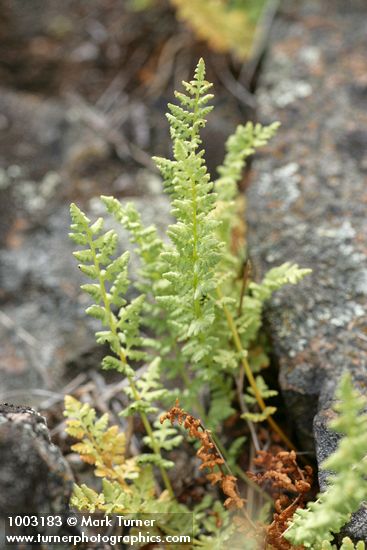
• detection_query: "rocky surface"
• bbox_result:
[314,410,367,542]
[0,84,172,404]
[0,404,73,515]
[0,88,96,401]
[247,0,367,541]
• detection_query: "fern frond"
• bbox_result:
[251,262,312,302]
[243,375,278,405]
[285,373,367,548]
[71,466,156,514]
[237,262,311,348]
[214,121,279,273]
[70,484,106,513]
[101,196,165,291]
[100,195,171,350]
[321,539,365,550]
[70,202,145,369]
[242,375,277,422]
[143,418,183,452]
[215,121,280,203]
[123,358,168,416]
[153,59,222,366]
[67,59,314,528]
[64,396,139,486]
[70,202,175,495]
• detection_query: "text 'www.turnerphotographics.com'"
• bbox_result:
[4,513,194,547]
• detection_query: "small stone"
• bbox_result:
[0,404,73,516]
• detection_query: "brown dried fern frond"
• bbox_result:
[160,400,245,510]
[247,450,313,549]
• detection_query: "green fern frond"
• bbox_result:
[167,58,214,151]
[285,373,367,548]
[71,484,106,513]
[321,539,365,550]
[243,375,278,405]
[70,202,145,368]
[153,59,222,366]
[70,202,176,495]
[242,406,277,423]
[101,196,165,291]
[123,357,168,416]
[72,466,157,514]
[214,121,280,276]
[251,262,312,302]
[215,121,280,203]
[66,59,314,532]
[154,59,213,199]
[237,262,311,348]
[143,419,184,452]
[242,375,277,422]
[100,195,173,359]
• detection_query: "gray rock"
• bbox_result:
[0,85,171,403]
[314,409,367,543]
[247,0,367,541]
[0,403,73,515]
[0,206,98,398]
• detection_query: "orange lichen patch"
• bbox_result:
[5,217,29,249]
[0,342,27,373]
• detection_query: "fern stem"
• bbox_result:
[235,366,261,452]
[237,259,251,317]
[87,228,175,499]
[136,404,175,499]
[182,373,208,423]
[216,286,295,451]
[190,79,203,320]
